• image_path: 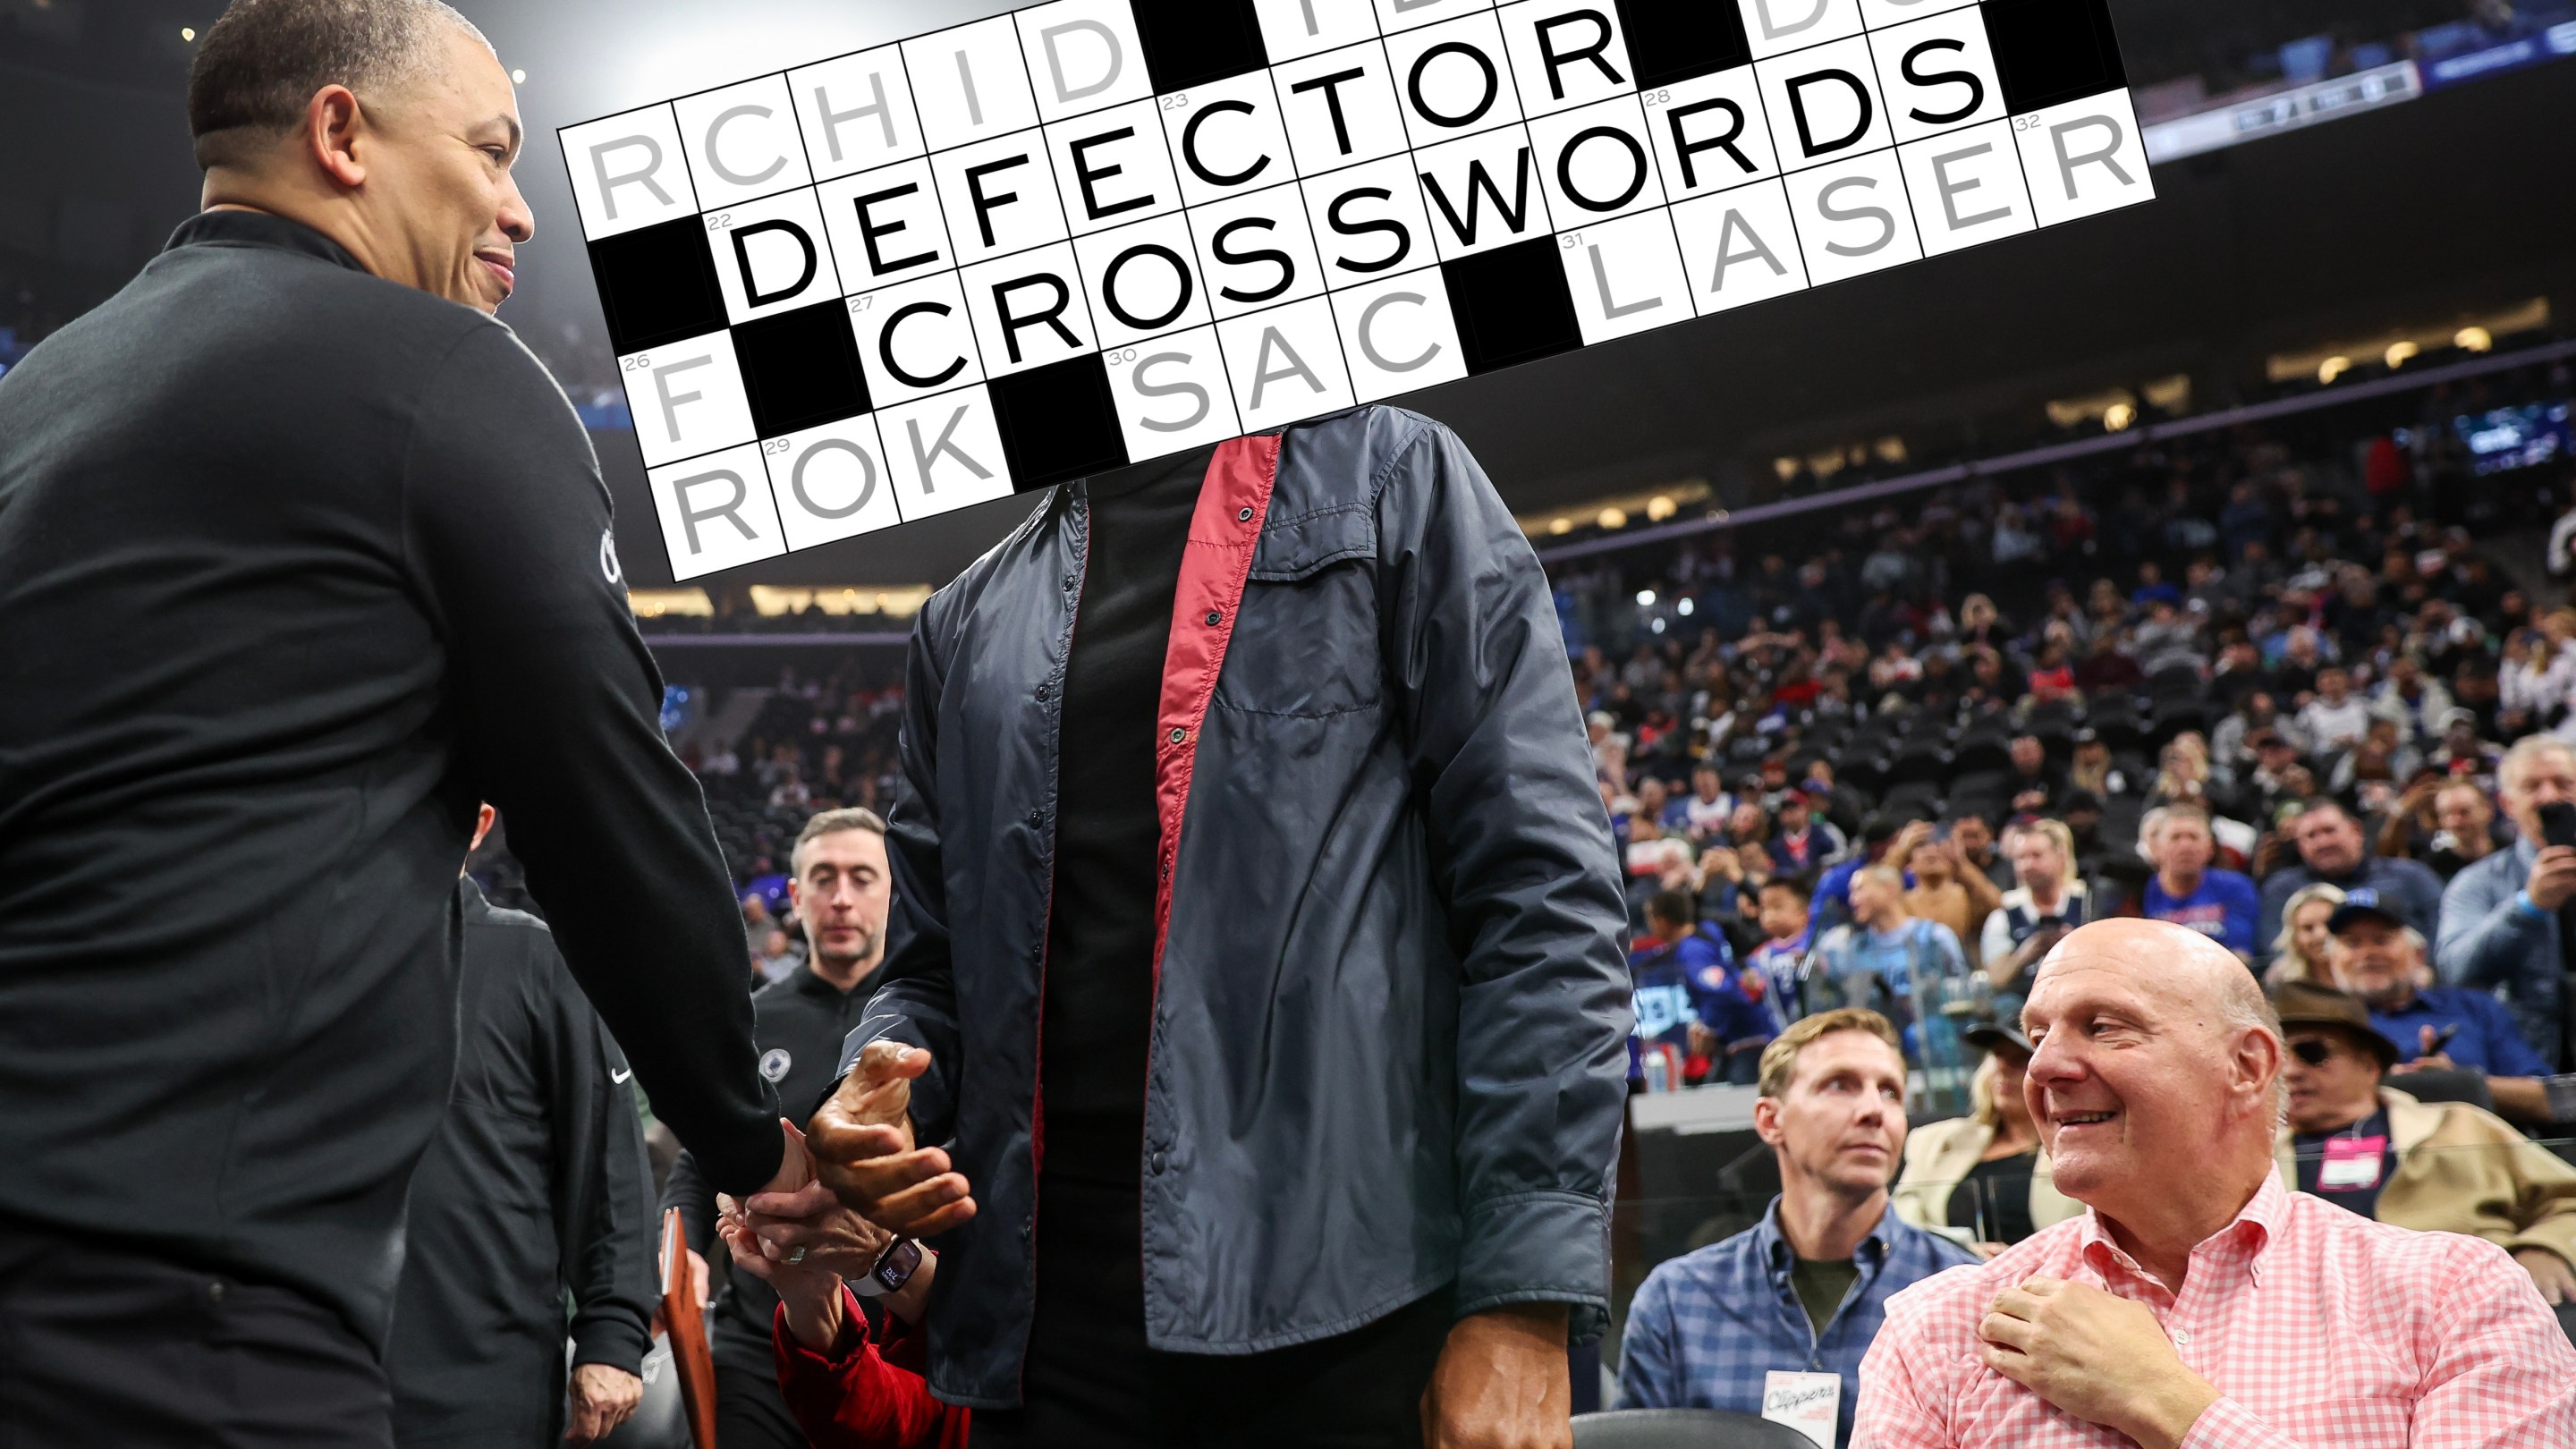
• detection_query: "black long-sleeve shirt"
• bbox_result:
[391,882,657,1446]
[0,210,781,1348]
[662,962,877,1379]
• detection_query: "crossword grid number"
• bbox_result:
[560,0,2149,579]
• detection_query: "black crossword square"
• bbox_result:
[732,302,871,438]
[1984,0,2129,115]
[588,216,727,356]
[1131,0,1268,95]
[989,354,1130,490]
[1615,0,1751,90]
[1443,239,1583,377]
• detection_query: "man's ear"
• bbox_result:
[1751,1095,1785,1148]
[2236,1028,2283,1118]
[305,84,369,189]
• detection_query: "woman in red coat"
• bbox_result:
[716,1199,968,1449]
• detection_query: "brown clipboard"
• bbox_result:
[659,1206,719,1449]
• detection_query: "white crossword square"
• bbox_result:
[762,417,907,549]
[650,443,786,580]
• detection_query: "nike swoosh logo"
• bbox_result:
[612,1069,633,1084]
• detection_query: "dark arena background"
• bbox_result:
[8,0,2576,1442]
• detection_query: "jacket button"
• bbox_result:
[1028,808,1046,827]
[1062,574,1077,592]
[1150,1150,1167,1174]
[1036,682,1051,699]
[1237,507,1254,522]
[1204,611,1222,627]
[1168,727,1186,743]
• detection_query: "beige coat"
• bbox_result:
[2271,1088,2576,1265]
[1891,1114,2084,1245]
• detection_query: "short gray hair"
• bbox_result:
[188,0,487,169]
[2501,735,2576,795]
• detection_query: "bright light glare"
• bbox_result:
[1636,589,1657,606]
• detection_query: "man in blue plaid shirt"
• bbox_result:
[1617,1008,1976,1445]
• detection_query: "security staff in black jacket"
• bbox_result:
[665,809,895,1449]
[0,7,800,1445]
[389,809,658,1448]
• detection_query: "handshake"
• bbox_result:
[708,1042,976,1338]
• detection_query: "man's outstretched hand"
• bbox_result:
[806,1040,977,1237]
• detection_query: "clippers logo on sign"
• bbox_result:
[563,0,2148,577]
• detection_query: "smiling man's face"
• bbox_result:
[360,23,531,311]
[2021,942,2256,1209]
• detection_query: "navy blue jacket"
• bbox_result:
[851,408,1632,1408]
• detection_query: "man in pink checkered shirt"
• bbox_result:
[1854,919,2576,1448]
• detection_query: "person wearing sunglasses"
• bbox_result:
[2272,979,2576,1306]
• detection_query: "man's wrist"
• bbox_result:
[2514,889,2549,920]
[2124,1374,2223,1449]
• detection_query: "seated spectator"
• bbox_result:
[1893,1024,2079,1255]
[755,928,801,985]
[2436,735,2576,1072]
[1630,890,1767,1087]
[2296,665,2374,756]
[715,1196,963,1448]
[1769,784,1843,880]
[2066,731,2129,800]
[1744,877,1816,1025]
[1816,814,1915,928]
[1679,763,1732,841]
[2140,804,2259,962]
[1902,829,2004,972]
[2372,653,2453,744]
[1617,1010,1976,1442]
[1979,820,2091,1016]
[1855,920,2576,1447]
[2226,727,2313,826]
[2058,790,2114,879]
[2426,707,2504,785]
[2004,735,2064,816]
[2271,981,2576,1306]
[1815,866,1970,1046]
[2379,774,2506,881]
[2262,882,2346,987]
[2326,894,2554,1124]
[2254,801,2445,967]
[1948,810,2012,891]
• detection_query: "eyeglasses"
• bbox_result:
[2288,1038,2336,1067]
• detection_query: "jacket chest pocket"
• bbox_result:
[1215,504,1380,720]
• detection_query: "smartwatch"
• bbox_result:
[852,1236,923,1299]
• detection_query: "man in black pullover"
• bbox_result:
[387,809,659,1449]
[0,4,800,1445]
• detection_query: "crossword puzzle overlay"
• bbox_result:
[563,0,2150,578]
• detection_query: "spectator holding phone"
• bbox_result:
[2437,736,2576,1071]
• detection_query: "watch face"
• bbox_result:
[873,1237,921,1293]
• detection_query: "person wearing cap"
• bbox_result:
[2437,734,2576,1072]
[2254,800,2445,970]
[2271,979,2576,1305]
[1816,815,1919,934]
[1892,1023,2080,1255]
[2326,894,2554,1124]
[1769,784,1845,881]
